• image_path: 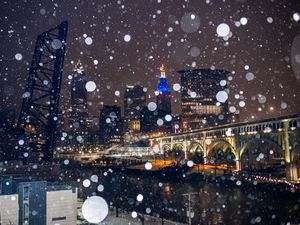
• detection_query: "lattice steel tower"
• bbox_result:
[17,21,68,162]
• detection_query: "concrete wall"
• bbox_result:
[0,194,18,225]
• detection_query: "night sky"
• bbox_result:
[1,0,300,122]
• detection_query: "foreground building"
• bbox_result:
[178,69,230,131]
[0,177,77,225]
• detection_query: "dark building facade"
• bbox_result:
[178,69,230,131]
[99,105,122,145]
[69,60,88,134]
[124,85,146,132]
[140,106,159,133]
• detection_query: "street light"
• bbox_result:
[182,192,198,225]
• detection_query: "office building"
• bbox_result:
[99,105,122,145]
[68,60,89,134]
[124,85,146,132]
[178,69,230,131]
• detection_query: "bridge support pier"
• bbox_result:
[286,163,298,181]
[283,121,299,181]
[235,160,241,171]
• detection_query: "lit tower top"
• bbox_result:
[74,59,84,74]
[157,64,170,93]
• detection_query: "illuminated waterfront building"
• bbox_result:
[178,69,230,131]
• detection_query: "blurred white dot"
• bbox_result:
[131,211,138,218]
[229,106,236,113]
[97,184,104,192]
[145,162,152,170]
[93,59,98,65]
[173,83,181,91]
[281,102,287,109]
[220,80,227,86]
[293,12,300,22]
[187,160,194,167]
[165,114,172,121]
[205,139,212,145]
[190,92,197,98]
[124,34,131,42]
[51,39,62,49]
[239,101,246,107]
[157,119,164,126]
[245,72,255,81]
[136,194,143,202]
[85,37,93,45]
[216,23,230,37]
[18,140,24,145]
[85,81,96,92]
[91,175,98,183]
[267,17,273,23]
[83,179,91,187]
[216,91,228,103]
[240,17,248,25]
[147,102,157,111]
[15,53,23,61]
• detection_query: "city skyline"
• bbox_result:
[1,0,300,123]
[0,1,300,224]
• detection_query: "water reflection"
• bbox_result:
[64,167,300,225]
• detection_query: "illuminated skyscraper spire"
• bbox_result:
[74,59,84,74]
[160,64,166,78]
[157,64,170,93]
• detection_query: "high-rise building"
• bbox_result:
[69,60,88,134]
[99,105,122,145]
[140,64,173,133]
[156,64,171,115]
[178,69,230,131]
[124,85,146,132]
[140,106,159,133]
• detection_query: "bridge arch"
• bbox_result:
[240,136,284,171]
[162,144,171,151]
[189,142,204,153]
[188,142,205,164]
[164,143,185,161]
[206,139,237,166]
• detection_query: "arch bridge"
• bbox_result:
[149,114,300,181]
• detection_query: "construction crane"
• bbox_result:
[17,21,68,163]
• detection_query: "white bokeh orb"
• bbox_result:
[82,196,109,224]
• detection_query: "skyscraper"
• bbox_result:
[156,64,171,115]
[178,69,230,131]
[124,85,146,132]
[68,60,89,144]
[99,105,122,145]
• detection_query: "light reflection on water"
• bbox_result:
[65,167,300,225]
